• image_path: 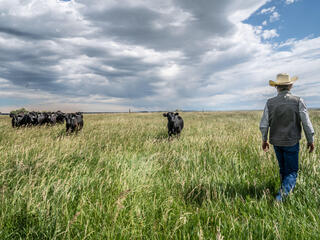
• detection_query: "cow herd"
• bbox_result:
[8,111,183,137]
[9,111,84,133]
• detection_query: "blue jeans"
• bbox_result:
[274,143,299,196]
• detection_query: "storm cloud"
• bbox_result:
[0,0,319,112]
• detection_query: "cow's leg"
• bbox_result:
[177,128,181,138]
[168,130,172,140]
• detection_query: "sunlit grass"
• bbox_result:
[0,111,319,239]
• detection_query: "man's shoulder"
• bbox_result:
[266,95,279,104]
[287,93,300,102]
[267,92,300,105]
[267,95,277,102]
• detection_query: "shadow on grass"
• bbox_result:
[53,128,83,140]
[53,129,67,139]
[184,180,277,206]
[2,201,56,239]
[153,131,184,143]
[152,131,169,142]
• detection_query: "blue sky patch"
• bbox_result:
[245,0,320,44]
[0,98,31,107]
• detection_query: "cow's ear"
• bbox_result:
[175,112,179,115]
[163,113,167,117]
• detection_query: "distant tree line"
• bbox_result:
[9,108,29,115]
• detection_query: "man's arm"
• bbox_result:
[299,98,315,153]
[260,103,269,151]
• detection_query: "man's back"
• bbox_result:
[267,91,301,146]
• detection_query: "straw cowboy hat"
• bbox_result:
[269,73,298,87]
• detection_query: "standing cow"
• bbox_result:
[163,112,184,138]
[56,111,65,124]
[9,113,17,128]
[11,113,32,127]
[37,112,49,125]
[65,112,84,133]
[29,112,38,126]
[48,112,57,125]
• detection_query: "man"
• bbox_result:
[260,73,315,201]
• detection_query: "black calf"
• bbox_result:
[163,112,184,137]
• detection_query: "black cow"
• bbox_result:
[65,113,84,133]
[163,112,184,137]
[20,113,32,127]
[10,113,31,127]
[48,112,57,125]
[56,111,65,124]
[37,112,49,125]
[9,113,17,128]
[29,112,38,126]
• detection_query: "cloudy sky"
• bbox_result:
[0,0,319,112]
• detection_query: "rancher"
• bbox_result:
[260,73,315,201]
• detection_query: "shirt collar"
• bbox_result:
[278,90,291,96]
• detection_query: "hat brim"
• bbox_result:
[269,76,298,87]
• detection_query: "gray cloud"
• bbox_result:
[0,27,42,40]
[0,0,319,112]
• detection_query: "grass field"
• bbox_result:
[0,111,319,239]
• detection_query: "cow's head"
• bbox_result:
[29,113,38,123]
[65,113,77,124]
[163,112,179,121]
[75,112,83,119]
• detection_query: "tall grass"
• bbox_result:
[0,111,319,239]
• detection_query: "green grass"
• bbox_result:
[0,111,319,239]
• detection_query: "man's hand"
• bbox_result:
[262,141,269,152]
[307,142,314,153]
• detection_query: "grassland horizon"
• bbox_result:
[0,111,319,239]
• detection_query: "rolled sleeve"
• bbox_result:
[299,98,314,143]
[260,103,269,142]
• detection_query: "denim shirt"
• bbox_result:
[260,91,314,144]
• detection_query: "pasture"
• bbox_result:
[0,111,319,239]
